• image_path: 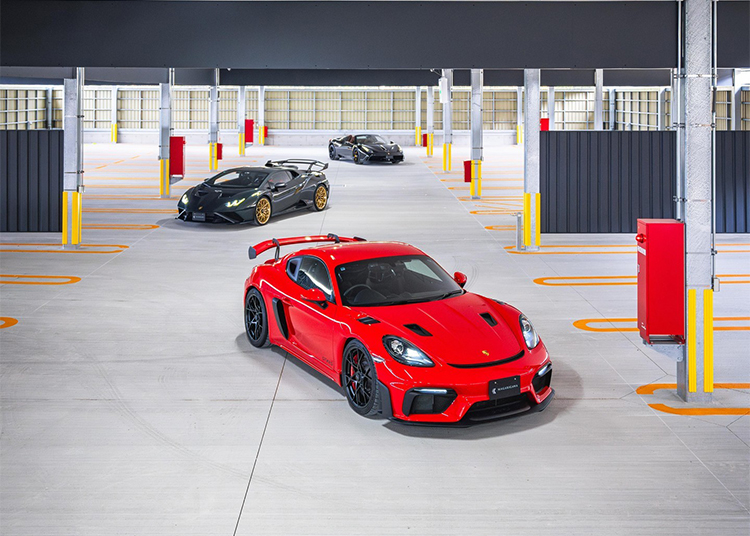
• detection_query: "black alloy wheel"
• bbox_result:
[342,340,380,417]
[244,288,270,347]
[353,148,362,164]
[329,144,338,160]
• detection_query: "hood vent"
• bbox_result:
[357,317,380,325]
[480,312,498,327]
[404,324,432,337]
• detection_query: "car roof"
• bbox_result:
[292,241,425,266]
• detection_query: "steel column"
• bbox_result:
[62,68,84,248]
[523,69,541,250]
[594,69,604,130]
[470,69,483,199]
[158,82,171,197]
[208,68,219,169]
[415,86,422,146]
[110,86,118,142]
[238,85,246,155]
[677,0,714,402]
[442,69,453,172]
[609,88,616,130]
[658,87,667,130]
[426,86,434,156]
[258,85,266,145]
[46,87,53,130]
[547,86,555,130]
[516,87,524,143]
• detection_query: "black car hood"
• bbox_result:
[361,143,400,152]
[185,183,258,210]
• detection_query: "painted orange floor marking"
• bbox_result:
[83,208,177,214]
[635,383,750,416]
[0,317,18,329]
[573,317,750,332]
[0,243,129,254]
[535,274,750,286]
[484,225,516,231]
[82,224,160,230]
[0,274,81,285]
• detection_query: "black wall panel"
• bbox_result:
[540,132,676,234]
[0,130,63,232]
[716,132,750,233]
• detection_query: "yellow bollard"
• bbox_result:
[239,133,245,156]
[703,288,714,393]
[111,124,118,143]
[62,191,83,246]
[470,160,482,198]
[415,126,421,146]
[159,158,170,197]
[516,124,523,145]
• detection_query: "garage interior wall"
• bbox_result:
[0,85,745,134]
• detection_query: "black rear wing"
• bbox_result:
[265,159,328,173]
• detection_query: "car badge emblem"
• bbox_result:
[199,206,203,210]
[482,350,490,356]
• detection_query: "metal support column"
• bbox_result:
[158,82,171,197]
[46,88,53,130]
[110,87,118,143]
[658,88,667,130]
[732,70,741,131]
[62,68,84,248]
[523,69,541,251]
[442,69,453,172]
[677,0,715,402]
[609,89,616,130]
[208,68,219,170]
[238,85,247,155]
[516,87,524,143]
[547,86,555,130]
[258,85,266,145]
[470,69,483,199]
[594,69,604,130]
[415,86,422,146]
[426,86,435,156]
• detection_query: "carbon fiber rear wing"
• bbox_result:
[249,234,367,260]
[264,159,328,173]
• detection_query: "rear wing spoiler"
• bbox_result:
[265,159,328,173]
[249,234,367,260]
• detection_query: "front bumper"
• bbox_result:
[376,345,553,424]
[177,206,254,223]
[363,151,404,163]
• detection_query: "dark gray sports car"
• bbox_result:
[177,160,329,225]
[329,134,404,164]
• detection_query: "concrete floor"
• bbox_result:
[1,142,749,535]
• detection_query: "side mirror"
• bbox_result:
[301,287,328,307]
[454,272,467,288]
[272,182,287,192]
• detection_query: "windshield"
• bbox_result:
[205,169,269,188]
[355,134,388,145]
[335,255,462,307]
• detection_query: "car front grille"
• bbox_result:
[461,393,532,423]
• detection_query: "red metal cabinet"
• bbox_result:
[463,160,472,183]
[216,142,223,160]
[540,118,550,131]
[636,219,685,344]
[169,136,186,177]
[245,119,254,144]
[422,133,428,147]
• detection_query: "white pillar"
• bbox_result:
[523,69,541,250]
[426,86,435,156]
[594,69,604,130]
[158,82,171,197]
[238,85,247,155]
[470,69,483,199]
[258,85,266,145]
[415,86,422,146]
[62,68,84,248]
[516,87,523,143]
[547,86,555,130]
[442,69,453,171]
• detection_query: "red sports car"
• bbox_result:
[244,235,553,424]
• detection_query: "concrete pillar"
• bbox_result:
[442,69,453,172]
[609,88,616,130]
[523,69,541,250]
[208,68,219,170]
[594,69,604,130]
[415,86,422,146]
[62,68,84,248]
[110,87,118,143]
[547,86,555,130]
[516,87,523,144]
[45,88,53,130]
[658,88,667,130]
[158,82,171,197]
[238,85,247,155]
[258,85,266,145]
[677,0,715,402]
[426,86,435,156]
[470,69,483,199]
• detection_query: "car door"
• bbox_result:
[285,256,338,372]
[267,170,298,212]
[340,137,354,159]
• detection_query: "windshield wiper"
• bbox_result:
[430,289,463,302]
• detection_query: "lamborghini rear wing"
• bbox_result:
[264,159,328,173]
[249,234,366,260]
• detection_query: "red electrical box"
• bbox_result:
[263,126,269,138]
[216,143,223,160]
[169,136,186,177]
[540,118,550,131]
[245,119,254,144]
[463,160,472,183]
[422,133,428,147]
[636,219,685,344]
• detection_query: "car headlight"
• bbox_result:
[180,193,189,205]
[225,197,245,208]
[519,314,540,349]
[382,336,434,367]
[361,146,372,153]
[395,145,402,152]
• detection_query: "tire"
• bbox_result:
[313,184,328,212]
[329,145,338,160]
[342,340,380,417]
[353,148,362,165]
[254,196,272,226]
[244,288,270,348]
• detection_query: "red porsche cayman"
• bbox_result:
[244,234,553,424]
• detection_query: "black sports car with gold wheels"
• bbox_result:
[177,160,329,225]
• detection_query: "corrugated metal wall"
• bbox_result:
[540,131,676,233]
[716,131,750,233]
[0,130,63,232]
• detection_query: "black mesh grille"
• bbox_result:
[403,390,456,416]
[532,368,552,394]
[462,394,531,423]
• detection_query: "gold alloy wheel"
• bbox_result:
[255,197,271,225]
[314,185,328,210]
